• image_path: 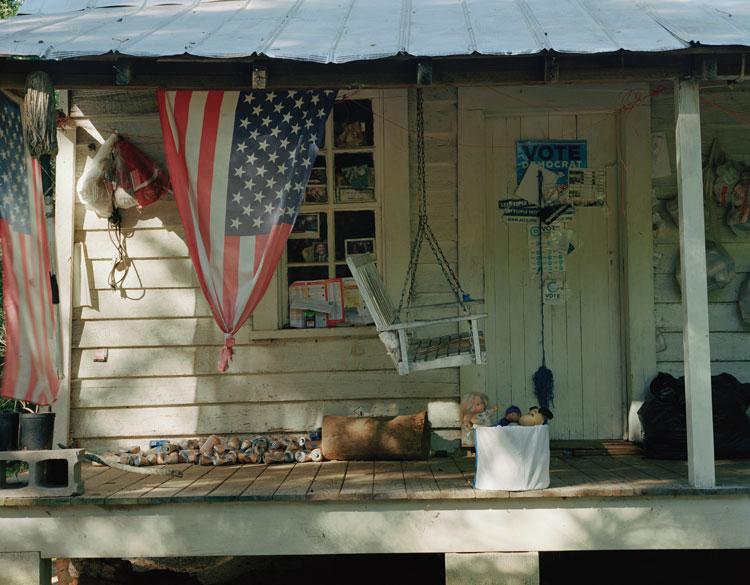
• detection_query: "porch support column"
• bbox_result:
[445,552,539,585]
[674,77,715,488]
[0,552,51,585]
[52,90,75,447]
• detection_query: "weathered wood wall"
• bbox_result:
[67,89,462,453]
[651,84,750,381]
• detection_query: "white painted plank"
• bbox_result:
[71,370,458,408]
[73,338,397,377]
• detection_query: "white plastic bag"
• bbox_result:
[474,425,550,491]
[76,133,118,219]
[675,240,735,293]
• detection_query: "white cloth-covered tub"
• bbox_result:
[474,425,550,491]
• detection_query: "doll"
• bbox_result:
[499,405,522,426]
[518,406,554,426]
[460,392,498,447]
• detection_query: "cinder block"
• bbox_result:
[0,552,51,585]
[446,552,540,585]
[0,449,85,498]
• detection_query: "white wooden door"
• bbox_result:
[485,114,624,440]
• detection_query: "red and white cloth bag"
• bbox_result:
[474,425,550,491]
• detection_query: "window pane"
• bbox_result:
[334,152,375,203]
[334,210,375,261]
[335,264,352,278]
[304,157,328,204]
[333,99,373,148]
[288,212,327,263]
[288,266,328,284]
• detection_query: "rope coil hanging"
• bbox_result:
[397,87,470,318]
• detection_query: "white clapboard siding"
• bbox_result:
[75,288,213,319]
[72,370,458,408]
[68,88,461,449]
[655,302,749,332]
[88,258,198,289]
[76,200,182,231]
[654,273,748,303]
[71,398,459,439]
[74,338,399,378]
[75,228,189,259]
[652,86,750,377]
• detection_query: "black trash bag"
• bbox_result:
[638,372,750,459]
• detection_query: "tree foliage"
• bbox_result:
[0,0,20,20]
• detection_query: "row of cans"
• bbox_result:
[118,432,323,467]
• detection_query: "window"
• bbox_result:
[282,92,384,328]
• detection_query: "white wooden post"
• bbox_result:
[674,77,715,488]
[51,90,75,448]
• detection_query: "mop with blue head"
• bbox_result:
[533,170,554,413]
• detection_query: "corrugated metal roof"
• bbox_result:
[1,0,749,63]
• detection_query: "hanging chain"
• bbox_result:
[396,88,469,319]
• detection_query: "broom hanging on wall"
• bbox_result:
[532,170,554,413]
[22,70,64,380]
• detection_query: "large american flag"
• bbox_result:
[158,90,335,371]
[0,92,59,405]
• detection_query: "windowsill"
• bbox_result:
[248,325,378,341]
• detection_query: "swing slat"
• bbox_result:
[347,254,487,375]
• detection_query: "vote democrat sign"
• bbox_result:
[516,140,587,184]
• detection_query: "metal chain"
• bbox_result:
[396,88,469,319]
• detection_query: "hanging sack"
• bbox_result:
[114,138,170,209]
[726,172,750,235]
[76,133,118,219]
[675,240,735,293]
[739,274,750,324]
[711,160,740,207]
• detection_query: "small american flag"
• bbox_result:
[0,92,59,405]
[158,90,335,370]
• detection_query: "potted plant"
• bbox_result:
[17,402,55,451]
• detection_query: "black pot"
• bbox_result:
[0,412,20,451]
[18,412,55,450]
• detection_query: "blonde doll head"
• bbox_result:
[460,392,489,426]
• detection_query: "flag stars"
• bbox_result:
[242,204,254,216]
[265,91,277,102]
[232,192,243,204]
[246,153,258,165]
[253,216,264,228]
[239,117,250,129]
[290,123,301,134]
[249,129,260,140]
[255,165,267,177]
[257,139,270,151]
[243,93,255,105]
[230,217,242,230]
[252,105,263,116]
[274,103,284,113]
[311,94,320,105]
[254,192,266,203]
[234,167,246,178]
[264,202,275,214]
[282,112,292,124]
[270,127,281,138]
[266,176,277,189]
[244,178,255,190]
[294,97,305,109]
[285,205,296,217]
[261,116,272,127]
[277,162,288,175]
[236,141,248,153]
[268,152,279,164]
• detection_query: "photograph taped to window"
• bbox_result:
[345,237,375,258]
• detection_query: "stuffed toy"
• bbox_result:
[518,406,554,426]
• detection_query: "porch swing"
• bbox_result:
[346,88,487,375]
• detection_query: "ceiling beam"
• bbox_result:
[0,52,742,90]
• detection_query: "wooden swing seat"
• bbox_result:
[347,253,487,375]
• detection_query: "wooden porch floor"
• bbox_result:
[4,454,750,506]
